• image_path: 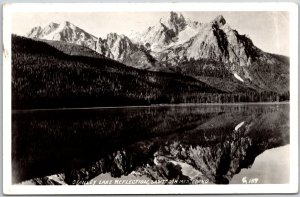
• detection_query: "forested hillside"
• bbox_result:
[12,35,220,109]
[12,35,287,109]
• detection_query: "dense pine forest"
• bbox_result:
[12,35,288,109]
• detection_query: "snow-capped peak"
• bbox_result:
[163,11,187,34]
[132,11,202,52]
[26,21,98,50]
[211,15,226,27]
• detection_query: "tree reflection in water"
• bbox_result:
[12,104,289,185]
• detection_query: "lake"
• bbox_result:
[12,103,290,185]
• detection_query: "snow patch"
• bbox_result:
[234,73,244,82]
[42,22,66,40]
[235,121,245,131]
[173,26,199,45]
[153,157,160,165]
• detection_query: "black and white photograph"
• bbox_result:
[2,2,298,194]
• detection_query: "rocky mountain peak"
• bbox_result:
[26,21,98,50]
[58,21,79,31]
[47,22,59,28]
[104,33,132,46]
[96,32,135,60]
[26,26,43,38]
[42,22,59,35]
[96,32,157,70]
[107,32,121,39]
[157,13,263,71]
[131,12,200,52]
[162,11,187,34]
[211,15,226,27]
[168,12,185,24]
[61,21,71,26]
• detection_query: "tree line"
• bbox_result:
[12,35,289,109]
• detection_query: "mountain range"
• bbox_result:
[13,12,289,108]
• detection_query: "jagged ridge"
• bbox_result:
[25,13,290,95]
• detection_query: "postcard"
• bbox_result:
[2,2,298,194]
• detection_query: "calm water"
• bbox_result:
[12,103,290,185]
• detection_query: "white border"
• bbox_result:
[2,2,299,195]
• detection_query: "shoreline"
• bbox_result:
[12,101,289,113]
[230,144,290,184]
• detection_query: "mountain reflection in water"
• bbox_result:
[12,103,289,185]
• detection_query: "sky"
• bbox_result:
[12,11,289,56]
